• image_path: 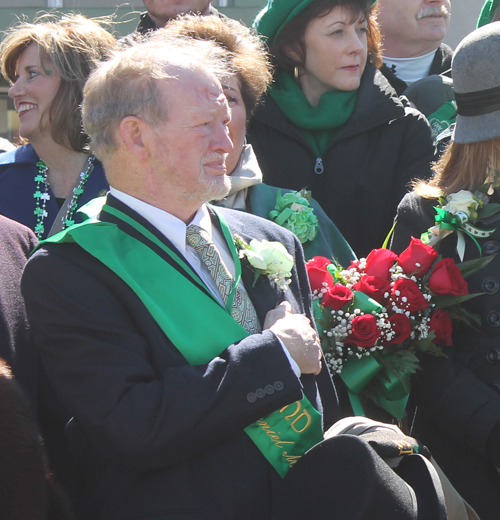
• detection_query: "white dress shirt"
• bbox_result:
[383,49,436,85]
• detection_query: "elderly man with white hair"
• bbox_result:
[377,0,452,95]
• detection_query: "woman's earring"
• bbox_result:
[294,66,299,80]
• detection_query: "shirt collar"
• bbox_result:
[109,187,214,256]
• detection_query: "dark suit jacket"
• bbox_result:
[21,196,338,520]
[0,215,38,395]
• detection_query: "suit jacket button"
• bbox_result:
[487,347,500,364]
[482,240,500,255]
[490,382,500,395]
[255,388,265,399]
[274,381,284,391]
[265,384,275,395]
[247,392,257,403]
[487,310,500,327]
[483,277,500,294]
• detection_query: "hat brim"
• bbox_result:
[453,109,500,143]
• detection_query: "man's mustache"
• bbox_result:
[417,5,451,20]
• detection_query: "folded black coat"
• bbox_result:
[275,434,447,520]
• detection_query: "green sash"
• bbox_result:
[44,201,323,477]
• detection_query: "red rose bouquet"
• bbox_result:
[306,238,491,419]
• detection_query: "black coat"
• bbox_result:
[391,191,500,520]
[0,216,38,399]
[21,197,339,520]
[380,43,453,96]
[247,64,436,258]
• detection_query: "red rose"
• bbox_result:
[344,314,381,348]
[365,248,398,280]
[398,237,439,277]
[428,258,468,296]
[322,284,354,310]
[306,256,334,292]
[391,278,429,313]
[353,275,391,304]
[430,309,453,346]
[384,313,411,345]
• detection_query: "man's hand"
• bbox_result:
[264,301,322,375]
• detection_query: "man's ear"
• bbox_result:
[118,116,151,160]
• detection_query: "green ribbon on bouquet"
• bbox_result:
[340,355,410,420]
[340,291,409,420]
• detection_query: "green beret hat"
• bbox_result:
[478,0,500,28]
[254,0,378,44]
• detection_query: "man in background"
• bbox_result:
[137,0,222,33]
[377,0,452,95]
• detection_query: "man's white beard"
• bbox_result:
[184,166,231,204]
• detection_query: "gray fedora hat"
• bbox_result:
[453,21,500,144]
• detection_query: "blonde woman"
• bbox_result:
[0,15,115,238]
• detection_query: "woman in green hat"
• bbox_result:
[248,0,436,258]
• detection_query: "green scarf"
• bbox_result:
[44,200,323,478]
[269,68,357,156]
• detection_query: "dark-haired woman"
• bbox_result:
[248,0,435,258]
[0,15,115,239]
[391,22,500,520]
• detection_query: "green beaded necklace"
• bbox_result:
[33,154,95,239]
[62,154,94,228]
[34,160,50,238]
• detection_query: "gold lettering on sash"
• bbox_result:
[282,452,301,467]
[254,417,304,469]
[290,410,312,433]
[280,400,301,420]
[279,401,311,433]
[257,420,295,450]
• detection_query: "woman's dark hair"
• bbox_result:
[271,0,382,73]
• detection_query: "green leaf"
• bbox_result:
[299,188,312,203]
[458,253,497,278]
[252,269,262,287]
[477,203,500,219]
[381,219,397,249]
[446,305,482,328]
[378,350,420,378]
[433,292,484,308]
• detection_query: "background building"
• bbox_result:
[0,0,487,144]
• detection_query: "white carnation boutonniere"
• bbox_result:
[234,234,293,291]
